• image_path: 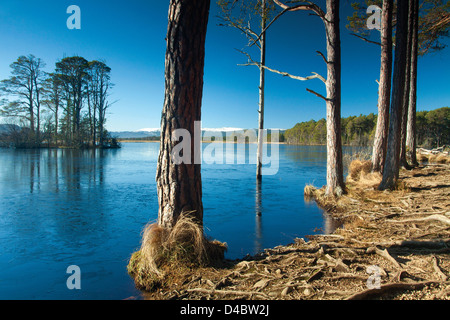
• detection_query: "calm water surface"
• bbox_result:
[0,143,348,299]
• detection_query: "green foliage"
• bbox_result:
[346,0,382,38]
[1,54,116,149]
[416,107,450,147]
[346,0,450,55]
[285,107,449,148]
[285,113,377,146]
[418,0,450,55]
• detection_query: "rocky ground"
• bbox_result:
[140,163,450,300]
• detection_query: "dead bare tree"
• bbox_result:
[248,0,345,196]
[218,0,275,181]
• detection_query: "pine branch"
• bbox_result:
[250,0,327,47]
[350,33,382,46]
[316,51,328,64]
[306,88,328,102]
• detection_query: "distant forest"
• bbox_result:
[284,107,449,148]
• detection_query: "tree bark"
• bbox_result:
[372,0,393,173]
[378,0,409,190]
[157,0,210,229]
[400,0,415,169]
[325,0,345,196]
[256,0,267,181]
[406,0,419,166]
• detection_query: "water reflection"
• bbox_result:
[0,143,338,299]
[0,147,142,299]
[254,180,263,254]
[322,212,342,234]
[304,194,341,235]
[2,148,114,195]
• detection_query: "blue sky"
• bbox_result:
[0,0,448,132]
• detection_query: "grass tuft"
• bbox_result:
[127,213,227,292]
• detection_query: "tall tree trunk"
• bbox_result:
[378,0,409,190]
[400,0,415,169]
[28,84,35,133]
[325,0,344,196]
[156,0,210,229]
[406,0,419,166]
[372,0,393,173]
[35,81,41,145]
[256,0,267,181]
[55,105,59,146]
[93,102,97,147]
[87,87,94,146]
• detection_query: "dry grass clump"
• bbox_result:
[127,213,227,292]
[435,154,450,164]
[347,159,373,182]
[420,153,450,164]
[394,179,411,192]
[304,185,349,212]
[357,171,382,189]
[416,153,428,163]
[304,184,318,198]
[428,154,437,163]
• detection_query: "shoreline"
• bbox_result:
[136,163,450,300]
[118,140,287,144]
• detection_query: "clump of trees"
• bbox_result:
[0,54,118,149]
[285,113,377,146]
[416,107,450,148]
[347,0,449,189]
[284,107,449,148]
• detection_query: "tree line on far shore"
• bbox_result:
[284,107,449,148]
[0,55,119,149]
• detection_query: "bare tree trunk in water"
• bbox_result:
[407,0,419,166]
[157,0,210,229]
[325,0,345,196]
[378,0,409,190]
[256,0,267,181]
[269,0,344,195]
[400,0,414,169]
[372,0,393,173]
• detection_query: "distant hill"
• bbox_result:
[110,128,286,140]
[110,129,160,139]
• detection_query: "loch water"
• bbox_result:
[0,142,353,299]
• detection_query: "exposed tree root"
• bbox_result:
[134,164,450,300]
[346,281,446,300]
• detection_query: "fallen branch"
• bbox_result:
[186,288,270,299]
[325,273,368,281]
[387,214,450,226]
[376,239,450,249]
[366,247,402,269]
[432,256,448,281]
[345,281,442,300]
